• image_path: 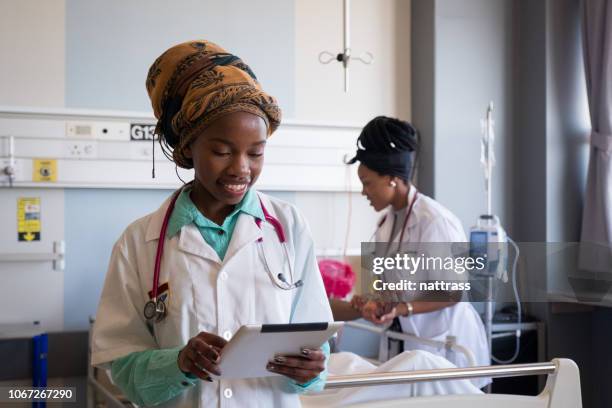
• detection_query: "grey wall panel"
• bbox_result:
[411,0,436,197]
[434,0,515,232]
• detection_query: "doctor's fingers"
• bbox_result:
[266,361,324,384]
[183,345,222,377]
[180,357,214,381]
[270,354,326,371]
[189,337,223,361]
[363,308,386,325]
[362,305,383,323]
[194,332,228,349]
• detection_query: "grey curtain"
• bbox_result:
[580,0,612,272]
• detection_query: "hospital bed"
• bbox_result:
[322,358,581,407]
[88,355,581,408]
[87,321,582,408]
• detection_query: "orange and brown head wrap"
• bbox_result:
[146,40,282,169]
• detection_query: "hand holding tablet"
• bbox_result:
[213,322,344,380]
[266,346,327,384]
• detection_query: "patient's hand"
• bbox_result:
[361,301,402,324]
[361,300,385,324]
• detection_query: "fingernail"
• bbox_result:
[266,363,274,370]
[301,348,310,356]
[205,376,214,382]
[274,356,285,363]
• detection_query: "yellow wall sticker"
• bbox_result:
[17,197,41,242]
[33,159,57,182]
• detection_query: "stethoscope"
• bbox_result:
[369,190,419,255]
[143,188,303,322]
[365,191,419,292]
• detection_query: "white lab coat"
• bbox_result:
[91,191,333,408]
[373,186,490,388]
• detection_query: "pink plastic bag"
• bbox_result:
[318,259,355,299]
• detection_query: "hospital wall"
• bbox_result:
[0,0,409,335]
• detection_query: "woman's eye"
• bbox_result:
[249,152,264,157]
[213,151,231,156]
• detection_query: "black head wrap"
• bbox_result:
[346,116,419,181]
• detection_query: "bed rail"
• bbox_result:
[325,361,555,388]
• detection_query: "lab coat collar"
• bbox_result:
[223,211,264,263]
[145,189,264,264]
[144,192,222,262]
[178,223,222,263]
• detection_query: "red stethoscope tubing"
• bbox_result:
[396,191,419,250]
[374,191,419,253]
[151,190,181,302]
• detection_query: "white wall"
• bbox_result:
[0,188,65,330]
[294,0,411,124]
[0,0,67,332]
[0,0,65,107]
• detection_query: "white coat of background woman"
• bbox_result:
[332,116,490,389]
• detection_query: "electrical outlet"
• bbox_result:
[66,141,98,159]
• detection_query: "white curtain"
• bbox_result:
[580,0,612,272]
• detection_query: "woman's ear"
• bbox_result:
[396,177,409,188]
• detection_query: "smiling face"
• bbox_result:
[185,111,267,212]
[357,164,396,212]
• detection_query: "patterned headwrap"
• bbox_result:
[146,40,282,169]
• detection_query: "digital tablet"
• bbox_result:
[215,322,344,379]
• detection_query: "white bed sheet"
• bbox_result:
[301,350,482,407]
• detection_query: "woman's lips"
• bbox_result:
[219,182,248,196]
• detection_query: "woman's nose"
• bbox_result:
[228,154,250,177]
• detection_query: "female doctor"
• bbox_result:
[91,40,333,407]
[336,116,489,388]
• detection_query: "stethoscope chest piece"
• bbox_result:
[144,299,167,322]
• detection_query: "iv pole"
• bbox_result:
[319,0,373,92]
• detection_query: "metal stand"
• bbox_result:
[484,276,494,392]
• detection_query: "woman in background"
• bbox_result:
[332,116,490,388]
